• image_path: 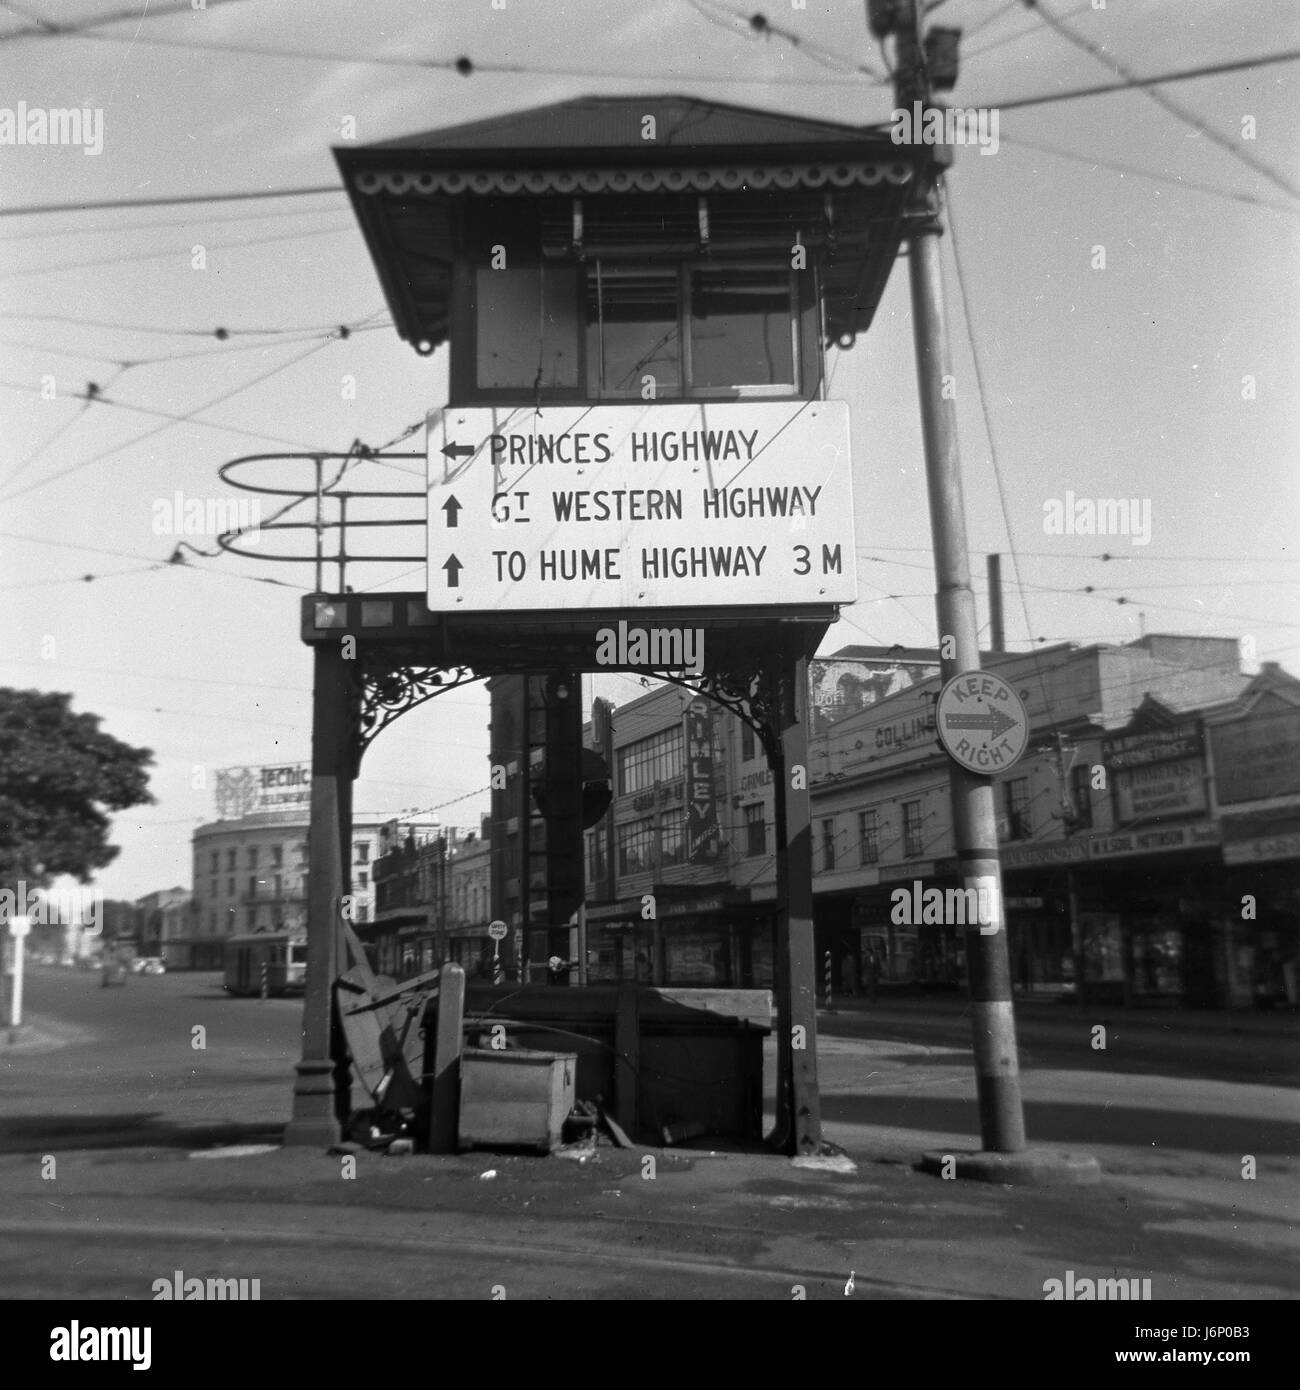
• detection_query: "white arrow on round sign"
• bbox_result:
[487,919,508,942]
[936,670,1028,773]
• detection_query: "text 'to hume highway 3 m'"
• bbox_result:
[426,401,856,612]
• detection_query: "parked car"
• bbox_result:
[140,958,166,976]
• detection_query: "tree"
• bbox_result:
[0,688,154,886]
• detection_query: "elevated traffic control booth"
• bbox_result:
[282,97,923,1155]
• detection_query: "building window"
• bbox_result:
[659,815,685,868]
[271,845,283,867]
[355,842,369,863]
[820,819,836,872]
[1069,764,1093,831]
[226,849,236,871]
[1003,778,1030,841]
[356,869,367,888]
[617,727,684,797]
[586,832,607,886]
[210,851,218,873]
[858,810,879,866]
[903,801,924,859]
[248,876,258,899]
[297,842,308,864]
[744,803,766,858]
[273,875,282,897]
[247,847,258,868]
[617,819,655,876]
[209,878,217,902]
[227,877,235,898]
[740,723,756,762]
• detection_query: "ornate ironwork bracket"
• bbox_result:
[642,666,782,764]
[351,657,483,774]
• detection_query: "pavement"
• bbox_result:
[1,974,1296,1301]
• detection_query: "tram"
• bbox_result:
[222,932,308,997]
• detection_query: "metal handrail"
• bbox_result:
[216,450,428,591]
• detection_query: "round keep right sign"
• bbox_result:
[936,670,1028,773]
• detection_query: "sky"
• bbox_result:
[0,0,1296,901]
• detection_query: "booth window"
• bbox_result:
[585,261,799,399]
[474,265,581,393]
[460,252,810,402]
[587,264,681,397]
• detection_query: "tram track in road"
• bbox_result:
[0,1214,985,1300]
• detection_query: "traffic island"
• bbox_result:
[919,1147,1101,1185]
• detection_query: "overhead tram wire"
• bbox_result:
[683,0,886,79]
[0,322,392,369]
[55,24,875,86]
[865,545,1300,565]
[0,331,356,503]
[975,47,1300,118]
[995,134,1299,216]
[857,548,1299,630]
[1017,4,1300,200]
[0,195,350,243]
[0,221,359,283]
[0,309,390,340]
[0,0,254,43]
[3,44,1292,224]
[961,0,1093,63]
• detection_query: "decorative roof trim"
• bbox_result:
[353,162,913,198]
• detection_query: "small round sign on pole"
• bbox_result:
[936,670,1028,774]
[487,920,506,985]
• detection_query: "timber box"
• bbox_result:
[458,1047,576,1154]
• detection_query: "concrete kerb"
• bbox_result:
[919,1147,1102,1185]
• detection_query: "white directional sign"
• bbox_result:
[936,670,1029,772]
[426,402,855,612]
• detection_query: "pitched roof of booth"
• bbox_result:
[360,95,889,159]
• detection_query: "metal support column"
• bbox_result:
[768,653,822,1156]
[284,641,354,1147]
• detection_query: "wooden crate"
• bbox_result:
[458,1048,576,1154]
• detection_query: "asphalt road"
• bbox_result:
[1,963,1296,1301]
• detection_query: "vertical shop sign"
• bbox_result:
[684,698,720,864]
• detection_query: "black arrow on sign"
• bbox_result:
[441,441,474,461]
[443,555,462,588]
[441,495,461,528]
